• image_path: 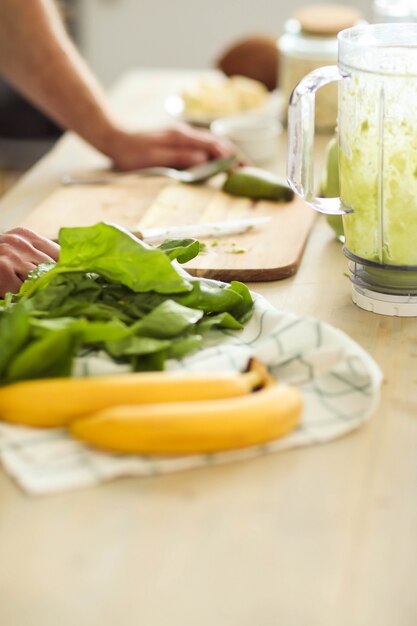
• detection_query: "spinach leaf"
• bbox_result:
[107,336,171,358]
[0,302,31,378]
[107,291,167,318]
[174,280,243,312]
[30,317,80,336]
[158,239,201,263]
[168,334,203,359]
[6,328,78,382]
[57,223,193,294]
[227,281,254,323]
[77,319,131,343]
[133,300,203,339]
[27,274,105,322]
[30,318,131,344]
[132,350,167,372]
[21,223,193,297]
[38,300,134,324]
[196,312,243,332]
[0,293,14,310]
[18,262,55,298]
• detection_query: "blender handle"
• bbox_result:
[287,65,350,216]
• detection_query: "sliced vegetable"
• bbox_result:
[223,167,294,202]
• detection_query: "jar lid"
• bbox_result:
[293,4,363,37]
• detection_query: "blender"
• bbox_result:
[287,23,417,316]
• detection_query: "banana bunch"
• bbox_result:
[0,360,302,454]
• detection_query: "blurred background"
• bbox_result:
[78,0,372,85]
[0,0,385,182]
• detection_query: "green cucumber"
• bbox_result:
[223,167,294,202]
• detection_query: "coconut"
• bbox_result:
[216,35,279,92]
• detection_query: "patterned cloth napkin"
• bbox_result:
[0,290,382,495]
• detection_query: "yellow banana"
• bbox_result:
[0,360,268,428]
[69,382,302,454]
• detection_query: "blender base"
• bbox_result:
[351,284,417,317]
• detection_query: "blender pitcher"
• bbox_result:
[287,23,417,316]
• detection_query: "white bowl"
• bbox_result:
[211,114,282,164]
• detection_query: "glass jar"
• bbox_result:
[278,4,363,132]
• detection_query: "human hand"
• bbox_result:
[0,228,60,297]
[107,124,238,171]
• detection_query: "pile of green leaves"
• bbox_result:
[0,223,253,384]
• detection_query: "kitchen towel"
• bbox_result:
[0,290,382,495]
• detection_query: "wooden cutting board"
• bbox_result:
[20,176,316,281]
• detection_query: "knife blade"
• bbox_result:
[138,216,271,243]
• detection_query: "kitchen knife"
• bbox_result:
[137,216,271,243]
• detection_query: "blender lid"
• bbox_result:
[352,284,417,317]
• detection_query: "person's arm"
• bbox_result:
[0,0,234,170]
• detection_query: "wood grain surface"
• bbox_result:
[0,70,416,626]
[20,176,316,281]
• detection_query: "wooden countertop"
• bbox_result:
[0,70,416,626]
